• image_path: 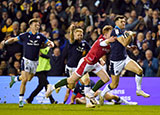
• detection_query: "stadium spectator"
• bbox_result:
[140,49,159,77]
[48,47,65,76]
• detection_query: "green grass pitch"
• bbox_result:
[0,104,160,115]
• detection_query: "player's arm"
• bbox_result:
[69,24,75,44]
[100,36,117,47]
[116,31,134,47]
[99,55,106,66]
[46,39,54,48]
[0,37,19,48]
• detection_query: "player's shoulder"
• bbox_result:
[81,40,90,46]
[37,32,46,38]
[97,35,105,41]
[19,32,29,36]
[111,26,122,36]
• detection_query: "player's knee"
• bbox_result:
[67,83,75,89]
[102,77,110,83]
[28,78,32,81]
[21,77,28,84]
[110,83,119,89]
[137,68,143,75]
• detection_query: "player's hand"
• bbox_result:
[0,40,5,49]
[48,41,54,48]
[70,24,76,30]
[108,36,117,43]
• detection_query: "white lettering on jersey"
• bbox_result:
[27,40,39,46]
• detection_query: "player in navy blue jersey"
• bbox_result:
[57,24,90,104]
[99,15,150,104]
[0,18,54,107]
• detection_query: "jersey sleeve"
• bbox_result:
[17,32,26,41]
[41,34,48,44]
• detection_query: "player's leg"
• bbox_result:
[80,73,96,107]
[125,59,150,97]
[63,88,71,104]
[99,75,119,105]
[45,58,86,98]
[86,66,110,105]
[45,72,80,98]
[9,75,22,88]
[100,59,125,105]
[19,71,30,107]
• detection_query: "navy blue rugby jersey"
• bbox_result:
[73,80,95,96]
[67,40,90,68]
[110,26,127,61]
[17,31,48,61]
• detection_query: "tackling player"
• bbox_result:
[45,25,116,107]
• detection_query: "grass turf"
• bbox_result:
[0,104,160,115]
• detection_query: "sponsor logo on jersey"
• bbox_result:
[27,40,39,46]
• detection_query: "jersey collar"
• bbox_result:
[29,31,39,35]
[115,26,121,30]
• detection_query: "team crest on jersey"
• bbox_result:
[28,35,30,38]
[36,36,40,39]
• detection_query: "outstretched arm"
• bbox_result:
[1,37,19,48]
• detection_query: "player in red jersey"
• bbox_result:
[46,25,116,107]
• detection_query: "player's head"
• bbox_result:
[102,25,113,38]
[28,18,40,32]
[74,28,84,41]
[114,15,126,29]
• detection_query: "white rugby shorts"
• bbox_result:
[110,56,131,76]
[21,57,39,74]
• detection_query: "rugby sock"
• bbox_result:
[14,76,21,82]
[19,94,24,101]
[86,97,90,104]
[55,78,68,89]
[135,74,142,91]
[84,85,91,95]
[14,77,18,82]
[92,79,105,92]
[117,97,129,105]
[101,84,112,97]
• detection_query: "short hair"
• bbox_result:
[74,28,83,33]
[114,15,125,22]
[102,25,113,34]
[28,18,39,25]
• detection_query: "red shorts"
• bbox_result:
[75,58,103,77]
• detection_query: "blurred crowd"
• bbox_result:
[0,0,160,77]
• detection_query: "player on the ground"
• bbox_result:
[70,75,137,105]
[0,18,54,107]
[45,25,116,107]
[99,15,150,105]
